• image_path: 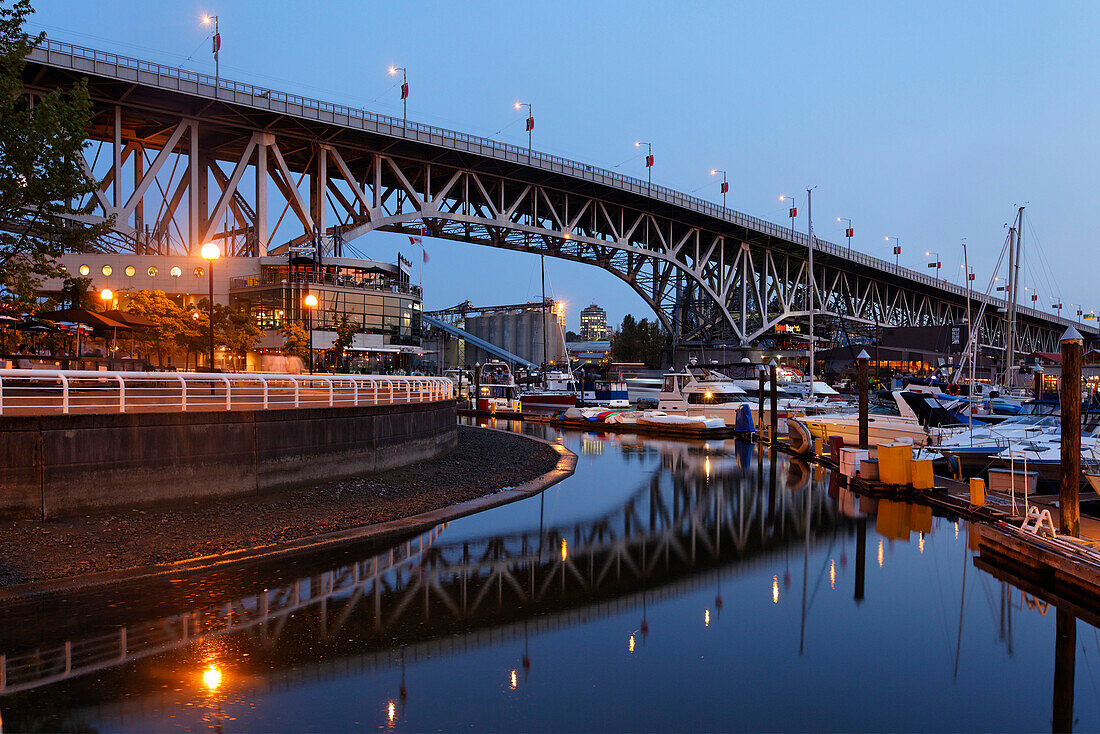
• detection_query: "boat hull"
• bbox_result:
[520,393,577,410]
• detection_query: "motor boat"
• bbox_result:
[796,390,970,447]
[520,369,579,411]
[579,374,630,408]
[475,360,521,412]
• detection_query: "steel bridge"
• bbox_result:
[0,441,842,699]
[20,38,1092,351]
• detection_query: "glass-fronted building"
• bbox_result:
[229,257,422,343]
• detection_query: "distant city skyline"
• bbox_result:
[25,0,1100,332]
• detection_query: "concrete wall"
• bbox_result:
[0,401,456,519]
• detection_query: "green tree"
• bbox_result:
[328,315,358,371]
[214,303,261,370]
[126,289,189,367]
[0,0,112,315]
[279,322,310,360]
[59,275,92,309]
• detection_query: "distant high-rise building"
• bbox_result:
[580,301,610,341]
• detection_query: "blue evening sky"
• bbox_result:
[28,1,1100,331]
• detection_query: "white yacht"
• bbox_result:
[796,391,969,447]
[658,365,751,423]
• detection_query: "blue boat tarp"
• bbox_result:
[734,404,755,432]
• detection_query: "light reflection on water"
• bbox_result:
[0,419,1096,732]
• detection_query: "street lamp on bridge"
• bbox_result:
[885,236,901,266]
[710,169,728,209]
[925,251,941,279]
[837,217,853,251]
[515,102,534,161]
[201,15,220,99]
[635,141,653,193]
[389,66,408,134]
[201,242,221,371]
[778,194,797,238]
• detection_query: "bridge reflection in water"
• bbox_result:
[0,426,1092,731]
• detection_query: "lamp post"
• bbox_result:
[779,194,797,239]
[925,251,941,279]
[885,236,901,266]
[710,169,728,209]
[100,288,114,357]
[200,242,221,370]
[201,14,220,98]
[515,102,534,161]
[389,66,408,134]
[303,293,318,374]
[635,142,653,193]
[837,217,853,251]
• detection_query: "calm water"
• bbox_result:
[1,420,1097,732]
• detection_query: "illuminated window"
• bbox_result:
[194,267,204,277]
[147,266,158,277]
[170,266,182,278]
[78,264,90,275]
[101,265,112,276]
[124,265,136,277]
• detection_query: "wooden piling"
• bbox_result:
[1060,328,1083,538]
[758,367,766,442]
[769,361,778,441]
[857,350,870,450]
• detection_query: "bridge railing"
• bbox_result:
[0,369,454,416]
[31,38,1086,333]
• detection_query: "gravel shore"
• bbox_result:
[0,426,559,587]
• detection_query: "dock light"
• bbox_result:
[201,243,220,371]
[99,288,113,302]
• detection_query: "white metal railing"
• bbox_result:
[0,369,454,416]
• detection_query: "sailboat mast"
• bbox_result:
[806,187,815,397]
[1005,224,1017,374]
[541,253,548,385]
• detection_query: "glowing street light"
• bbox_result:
[201,14,220,98]
[635,141,653,192]
[515,101,534,161]
[99,287,113,303]
[925,250,941,279]
[885,236,901,266]
[710,169,729,209]
[201,242,220,370]
[836,217,854,251]
[389,65,408,134]
[303,292,318,374]
[779,194,797,238]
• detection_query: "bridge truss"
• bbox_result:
[21,39,1088,351]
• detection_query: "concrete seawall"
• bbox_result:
[0,400,456,519]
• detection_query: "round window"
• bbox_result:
[124,265,136,277]
[170,266,182,278]
[101,265,112,276]
[194,267,204,277]
[147,266,158,277]
[78,264,90,275]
